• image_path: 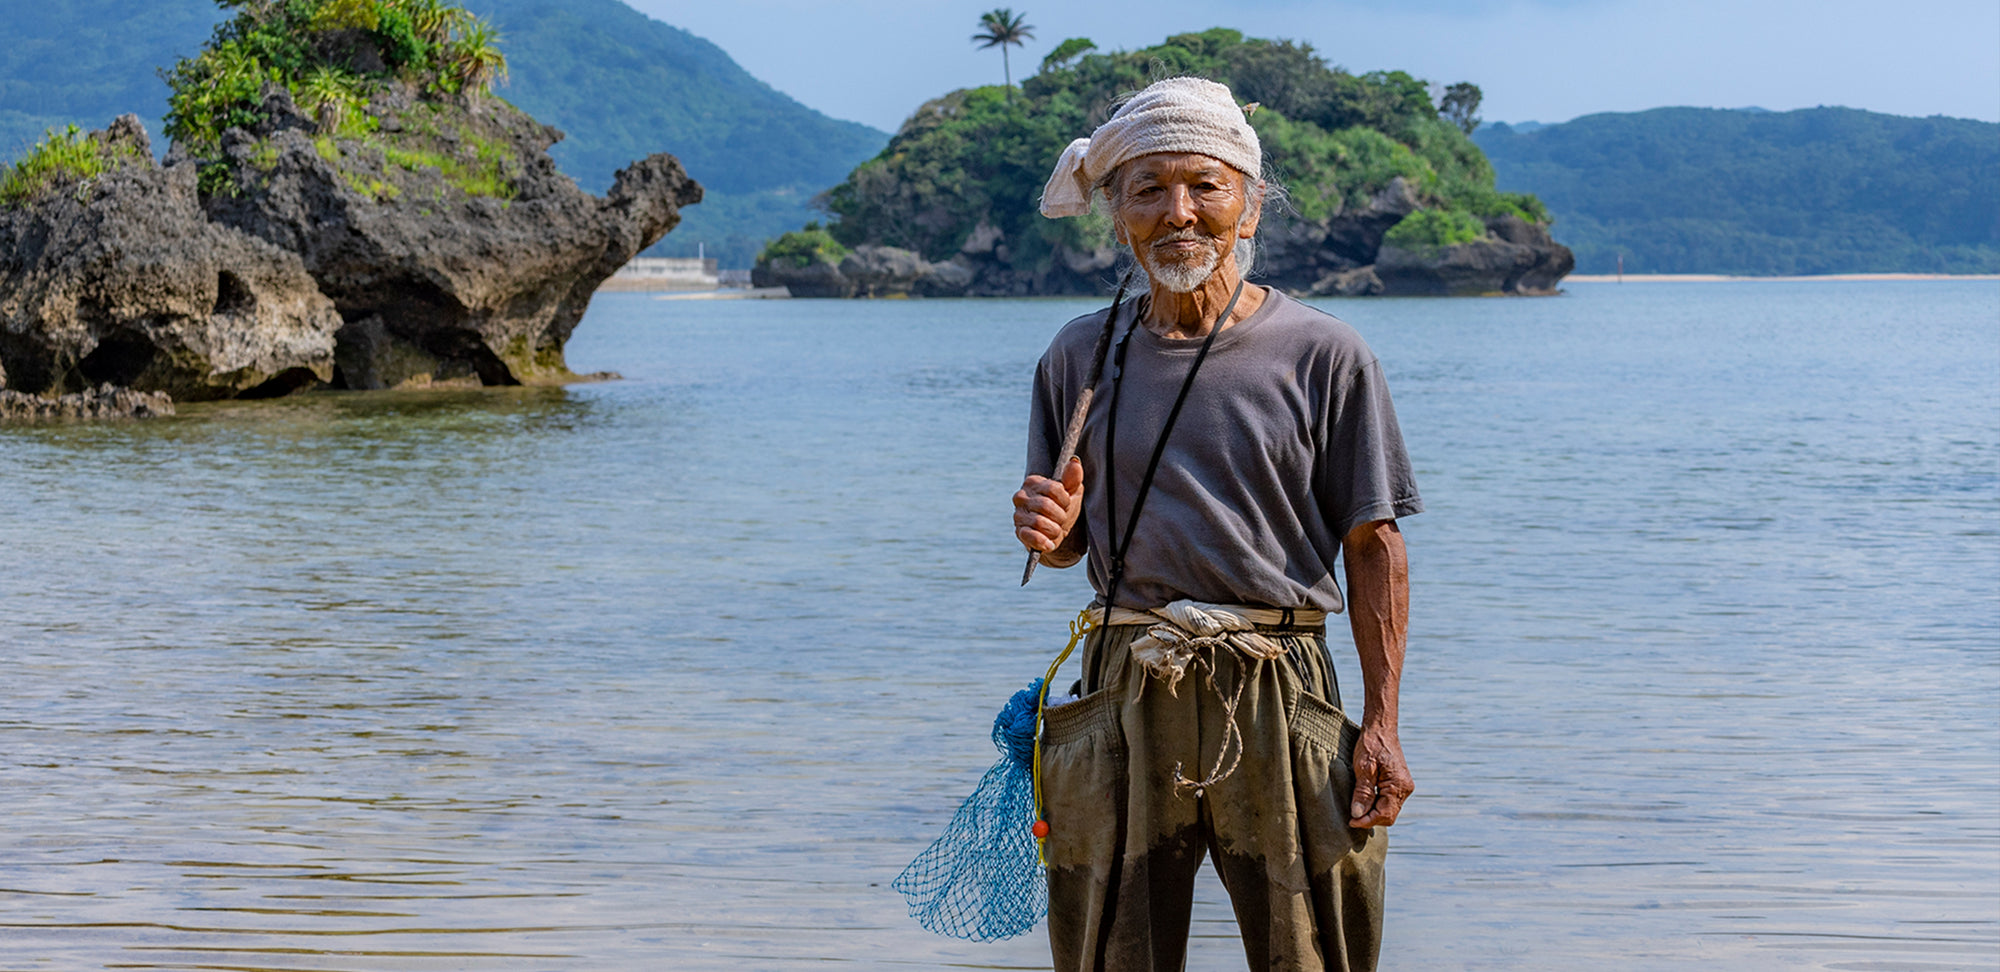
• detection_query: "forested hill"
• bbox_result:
[0,0,218,154]
[0,0,888,266]
[1474,107,2000,275]
[460,0,884,263]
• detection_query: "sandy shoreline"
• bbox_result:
[1567,272,1999,282]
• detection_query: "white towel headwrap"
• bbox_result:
[1038,77,1262,219]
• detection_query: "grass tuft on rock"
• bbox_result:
[0,125,144,209]
[380,130,518,199]
[166,0,507,154]
[163,0,526,204]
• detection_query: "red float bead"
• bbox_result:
[1031,820,1051,838]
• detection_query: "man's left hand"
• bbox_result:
[1349,721,1413,828]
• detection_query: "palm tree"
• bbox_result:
[298,65,361,133]
[444,20,508,93]
[404,0,474,48]
[971,8,1034,100]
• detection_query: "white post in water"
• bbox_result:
[698,242,705,261]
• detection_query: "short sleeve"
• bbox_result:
[1318,358,1423,539]
[1026,353,1064,480]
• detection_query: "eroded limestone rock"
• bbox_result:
[0,383,175,422]
[204,85,701,389]
[0,116,341,400]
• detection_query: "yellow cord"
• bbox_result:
[1031,608,1093,867]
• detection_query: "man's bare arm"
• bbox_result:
[1343,518,1413,828]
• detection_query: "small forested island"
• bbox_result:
[0,0,699,416]
[753,28,1572,298]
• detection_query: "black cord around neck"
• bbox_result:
[1098,277,1248,613]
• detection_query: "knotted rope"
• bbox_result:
[1124,601,1290,796]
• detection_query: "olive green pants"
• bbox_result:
[1040,623,1386,972]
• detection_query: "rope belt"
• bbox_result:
[1084,599,1326,796]
[1083,601,1328,630]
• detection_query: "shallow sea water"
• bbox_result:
[0,280,1994,970]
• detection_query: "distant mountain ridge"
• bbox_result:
[0,0,888,266]
[1475,107,2000,275]
[0,0,217,155]
[461,0,885,264]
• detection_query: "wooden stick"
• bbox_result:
[1022,272,1132,586]
[1021,387,1095,585]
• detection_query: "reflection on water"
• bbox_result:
[1,283,1995,970]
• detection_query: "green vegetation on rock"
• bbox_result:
[0,124,146,208]
[155,0,532,205]
[164,0,506,152]
[810,27,1544,278]
[1475,107,2000,274]
[1382,208,1486,250]
[758,223,849,269]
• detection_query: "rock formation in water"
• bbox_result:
[1373,214,1574,296]
[0,90,700,406]
[752,174,1572,299]
[1256,182,1573,296]
[203,85,700,389]
[0,117,342,401]
[752,187,1573,299]
[752,242,978,298]
[752,26,1576,299]
[0,383,175,421]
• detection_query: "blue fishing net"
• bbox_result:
[892,679,1048,941]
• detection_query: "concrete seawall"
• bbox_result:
[598,257,721,292]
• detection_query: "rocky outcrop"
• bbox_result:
[0,383,175,422]
[0,86,703,404]
[752,258,854,298]
[0,117,341,400]
[948,219,1117,296]
[839,246,929,297]
[203,84,701,389]
[1263,183,1574,297]
[1373,216,1576,296]
[755,244,980,298]
[1259,178,1423,293]
[770,174,1571,299]
[917,258,976,297]
[1312,266,1384,297]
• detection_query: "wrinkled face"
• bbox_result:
[1109,152,1260,293]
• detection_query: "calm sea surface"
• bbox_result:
[1,281,1994,971]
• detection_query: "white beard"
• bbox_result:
[1131,229,1256,293]
[1141,233,1224,293]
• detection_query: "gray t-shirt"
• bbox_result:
[1027,288,1422,613]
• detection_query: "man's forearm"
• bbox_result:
[1343,519,1408,725]
[1342,518,1413,826]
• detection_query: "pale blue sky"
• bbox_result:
[624,0,2000,132]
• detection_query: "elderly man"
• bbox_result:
[1012,77,1420,971]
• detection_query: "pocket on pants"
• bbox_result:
[1286,684,1373,869]
[1038,688,1126,872]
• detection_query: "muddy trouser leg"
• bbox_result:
[1040,624,1387,972]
